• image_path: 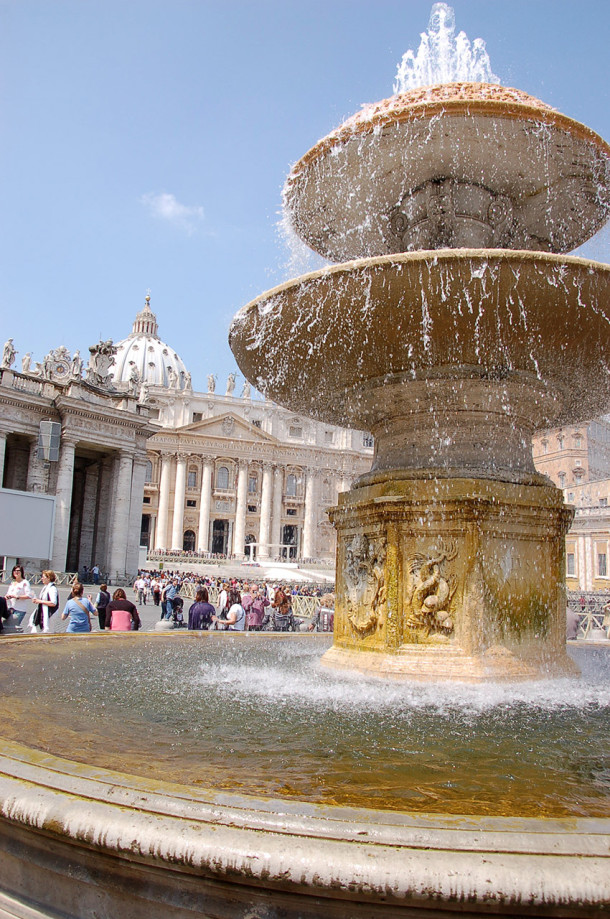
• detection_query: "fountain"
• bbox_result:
[229,7,610,682]
[0,6,609,917]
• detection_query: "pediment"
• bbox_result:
[180,412,277,443]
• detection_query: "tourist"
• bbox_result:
[133,574,147,605]
[271,585,294,631]
[212,588,245,631]
[309,594,335,632]
[245,585,269,631]
[61,583,95,633]
[29,570,59,633]
[5,565,34,630]
[91,564,100,585]
[105,589,141,631]
[188,588,215,630]
[151,577,161,606]
[94,583,111,629]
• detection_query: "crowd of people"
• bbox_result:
[132,570,335,633]
[0,565,335,635]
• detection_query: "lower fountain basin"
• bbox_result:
[0,633,609,917]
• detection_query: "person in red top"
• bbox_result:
[105,589,141,631]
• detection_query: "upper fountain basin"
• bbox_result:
[229,249,610,433]
[284,84,610,261]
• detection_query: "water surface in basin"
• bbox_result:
[3,635,609,818]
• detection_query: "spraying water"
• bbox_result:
[394,2,500,93]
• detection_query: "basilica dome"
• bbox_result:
[110,296,190,389]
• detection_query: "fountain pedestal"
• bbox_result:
[326,476,576,681]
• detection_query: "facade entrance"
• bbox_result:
[212,519,229,555]
[281,525,298,560]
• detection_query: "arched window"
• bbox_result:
[286,473,297,497]
[183,530,196,552]
[557,435,565,450]
[216,465,230,490]
[144,460,153,484]
[187,467,197,489]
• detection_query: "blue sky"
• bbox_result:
[1,0,609,393]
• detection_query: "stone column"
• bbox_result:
[107,451,134,579]
[171,454,188,549]
[155,455,172,550]
[26,438,49,493]
[270,465,284,560]
[0,431,6,487]
[258,463,273,559]
[233,461,248,559]
[197,459,213,552]
[126,456,149,575]
[51,436,77,571]
[301,468,317,560]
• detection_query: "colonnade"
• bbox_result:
[151,453,348,560]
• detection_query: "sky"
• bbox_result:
[0,0,609,394]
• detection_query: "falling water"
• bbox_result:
[394,2,500,93]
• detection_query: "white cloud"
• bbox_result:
[141,192,204,234]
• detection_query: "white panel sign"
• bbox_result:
[0,488,56,560]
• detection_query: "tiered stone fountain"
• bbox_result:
[0,8,609,918]
[230,84,610,681]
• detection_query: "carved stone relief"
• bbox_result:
[345,533,387,635]
[405,538,458,636]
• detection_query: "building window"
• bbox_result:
[247,504,257,513]
[286,473,297,497]
[541,439,548,454]
[600,497,608,507]
[216,466,230,490]
[144,460,153,484]
[567,492,574,502]
[324,430,334,445]
[252,419,262,428]
[143,496,151,504]
[287,507,297,516]
[567,553,575,577]
[289,425,303,438]
[192,412,203,423]
[187,468,197,489]
[558,472,566,487]
[183,530,196,552]
[248,475,257,493]
[557,435,564,450]
[186,499,197,508]
[598,553,607,578]
[362,433,374,448]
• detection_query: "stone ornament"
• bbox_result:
[86,339,117,388]
[345,534,387,634]
[405,538,458,635]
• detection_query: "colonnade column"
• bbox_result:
[270,465,283,560]
[171,454,188,549]
[258,463,273,559]
[301,468,317,560]
[197,459,213,552]
[51,436,77,571]
[155,454,172,549]
[0,431,6,487]
[126,456,149,575]
[108,451,134,578]
[233,460,248,559]
[26,437,49,493]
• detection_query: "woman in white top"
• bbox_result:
[5,565,33,629]
[29,570,59,633]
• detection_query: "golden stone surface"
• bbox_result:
[326,477,577,681]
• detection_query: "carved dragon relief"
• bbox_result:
[345,534,387,635]
[406,538,458,636]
